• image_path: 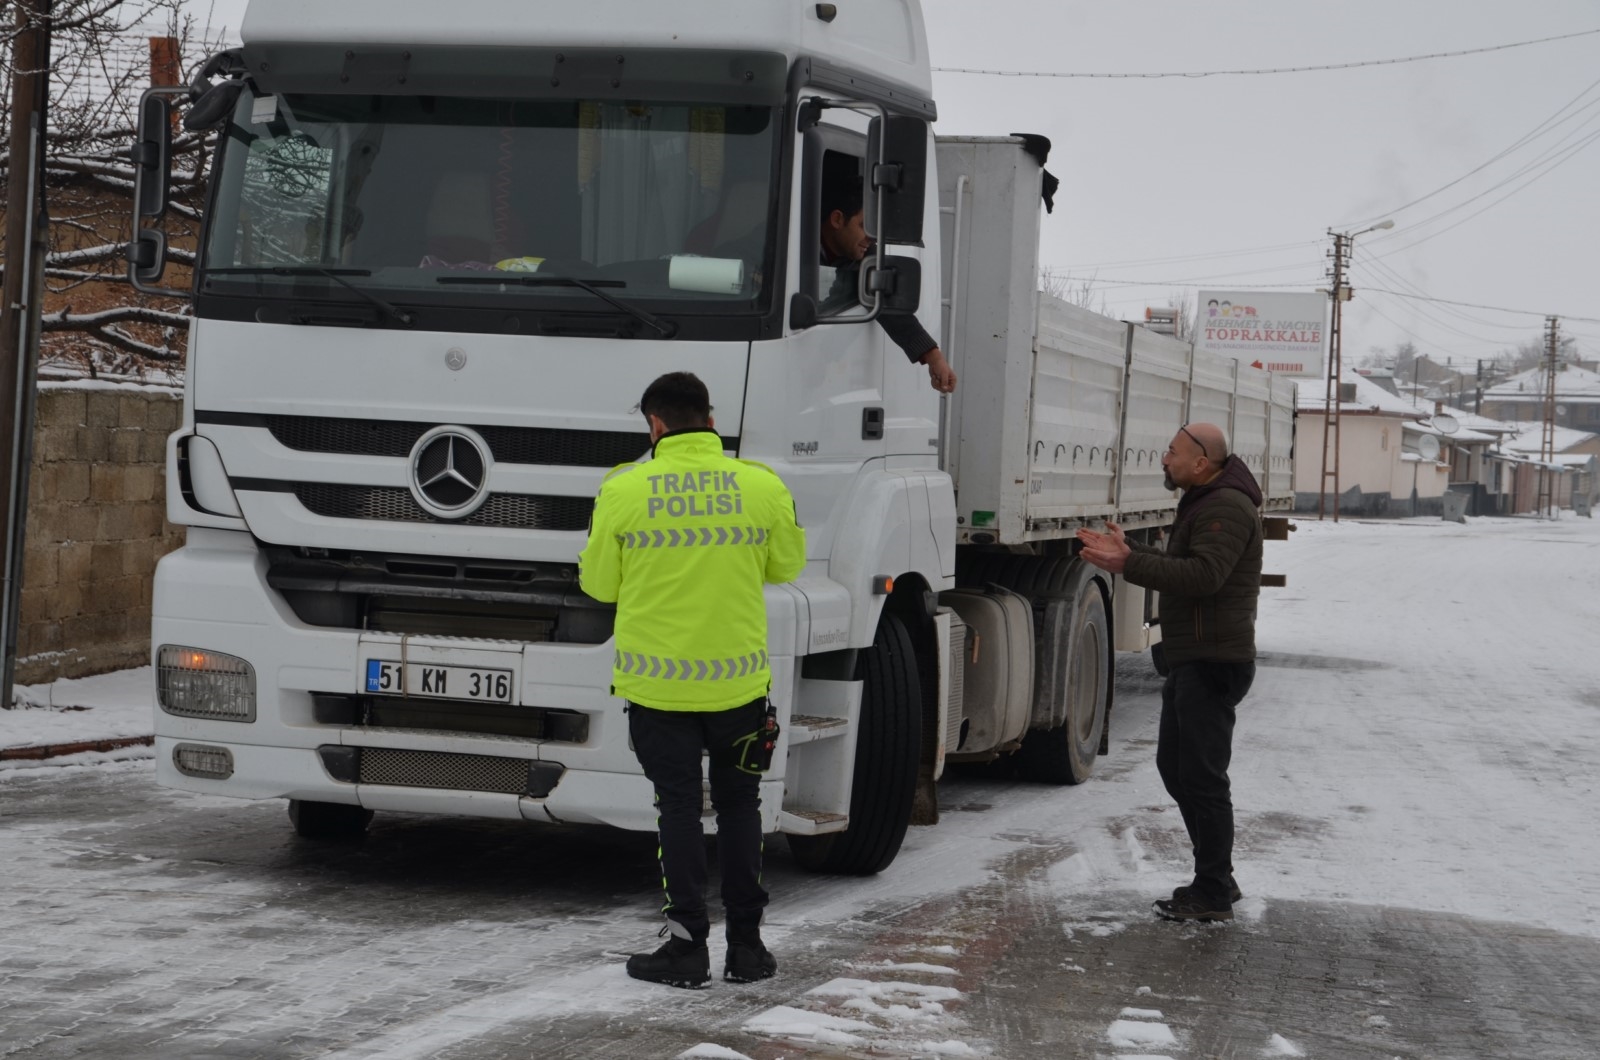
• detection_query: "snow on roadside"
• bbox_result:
[3,667,154,753]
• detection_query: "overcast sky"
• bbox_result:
[183,0,1600,369]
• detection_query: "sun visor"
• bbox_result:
[239,44,789,104]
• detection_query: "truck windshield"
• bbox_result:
[202,91,780,313]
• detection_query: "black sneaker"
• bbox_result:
[1153,890,1233,923]
[626,929,710,989]
[724,935,778,983]
[1172,875,1243,905]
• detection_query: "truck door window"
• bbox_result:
[800,110,873,323]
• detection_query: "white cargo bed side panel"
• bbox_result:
[1233,365,1273,488]
[1118,325,1188,518]
[1268,375,1297,506]
[1029,297,1125,521]
[935,136,1045,543]
[1188,356,1237,443]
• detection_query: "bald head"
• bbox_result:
[1183,422,1229,464]
[1163,422,1230,491]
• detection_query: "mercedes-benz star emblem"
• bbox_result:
[408,426,492,519]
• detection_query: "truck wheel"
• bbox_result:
[288,799,373,840]
[788,612,921,875]
[1015,578,1109,785]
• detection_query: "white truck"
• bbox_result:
[129,0,1294,874]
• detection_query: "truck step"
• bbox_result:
[787,714,850,745]
[777,808,849,836]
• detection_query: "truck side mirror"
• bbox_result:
[865,116,927,246]
[131,93,172,222]
[126,229,169,286]
[126,86,191,296]
[864,255,921,316]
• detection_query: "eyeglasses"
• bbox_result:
[1177,429,1209,464]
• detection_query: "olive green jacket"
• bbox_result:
[1123,457,1263,665]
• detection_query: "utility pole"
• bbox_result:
[1316,220,1394,522]
[0,0,53,709]
[1317,231,1351,521]
[1537,316,1560,519]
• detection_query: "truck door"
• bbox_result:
[746,113,887,475]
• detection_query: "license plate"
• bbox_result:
[364,660,514,703]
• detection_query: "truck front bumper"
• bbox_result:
[151,529,795,832]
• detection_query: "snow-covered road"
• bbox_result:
[2,514,1597,1058]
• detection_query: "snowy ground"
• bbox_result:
[2,514,1598,1058]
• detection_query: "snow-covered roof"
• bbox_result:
[1296,369,1426,417]
[1499,421,1600,456]
[1401,421,1496,444]
[1387,397,1519,436]
[1483,363,1600,402]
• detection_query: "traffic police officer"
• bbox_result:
[580,371,806,989]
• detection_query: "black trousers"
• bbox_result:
[628,698,769,942]
[1156,660,1255,906]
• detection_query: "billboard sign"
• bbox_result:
[1197,291,1326,378]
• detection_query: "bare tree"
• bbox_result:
[1,1,222,379]
[1039,267,1108,316]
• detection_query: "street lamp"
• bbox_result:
[1316,218,1395,521]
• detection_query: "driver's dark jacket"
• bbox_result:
[821,251,938,363]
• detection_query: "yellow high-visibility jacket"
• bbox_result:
[579,429,806,711]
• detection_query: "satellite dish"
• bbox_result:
[1431,413,1459,435]
[1556,404,1568,416]
[1416,434,1441,461]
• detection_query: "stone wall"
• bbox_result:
[17,385,182,685]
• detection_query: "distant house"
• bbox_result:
[1294,371,1455,517]
[1498,422,1600,514]
[1479,363,1600,433]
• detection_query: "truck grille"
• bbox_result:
[294,484,592,530]
[264,415,651,467]
[357,747,530,794]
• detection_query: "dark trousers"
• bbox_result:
[628,699,769,942]
[1156,660,1255,906]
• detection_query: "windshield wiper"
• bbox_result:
[437,274,675,338]
[208,266,414,326]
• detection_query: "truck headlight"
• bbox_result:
[157,645,257,722]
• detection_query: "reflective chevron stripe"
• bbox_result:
[614,649,770,680]
[616,526,769,549]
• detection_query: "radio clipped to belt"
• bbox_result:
[731,701,781,775]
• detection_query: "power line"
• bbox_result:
[1363,288,1600,324]
[1052,238,1321,272]
[1364,124,1600,258]
[1054,275,1326,292]
[1355,252,1535,334]
[1338,74,1600,229]
[933,27,1600,79]
[1368,106,1600,244]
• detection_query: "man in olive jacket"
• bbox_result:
[1077,422,1262,922]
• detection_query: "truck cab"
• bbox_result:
[141,0,956,873]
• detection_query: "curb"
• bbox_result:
[0,735,155,762]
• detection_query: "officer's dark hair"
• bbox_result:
[821,172,864,223]
[640,372,711,431]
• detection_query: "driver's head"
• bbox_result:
[820,176,869,264]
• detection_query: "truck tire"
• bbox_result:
[788,612,921,875]
[1015,577,1110,785]
[288,799,374,840]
